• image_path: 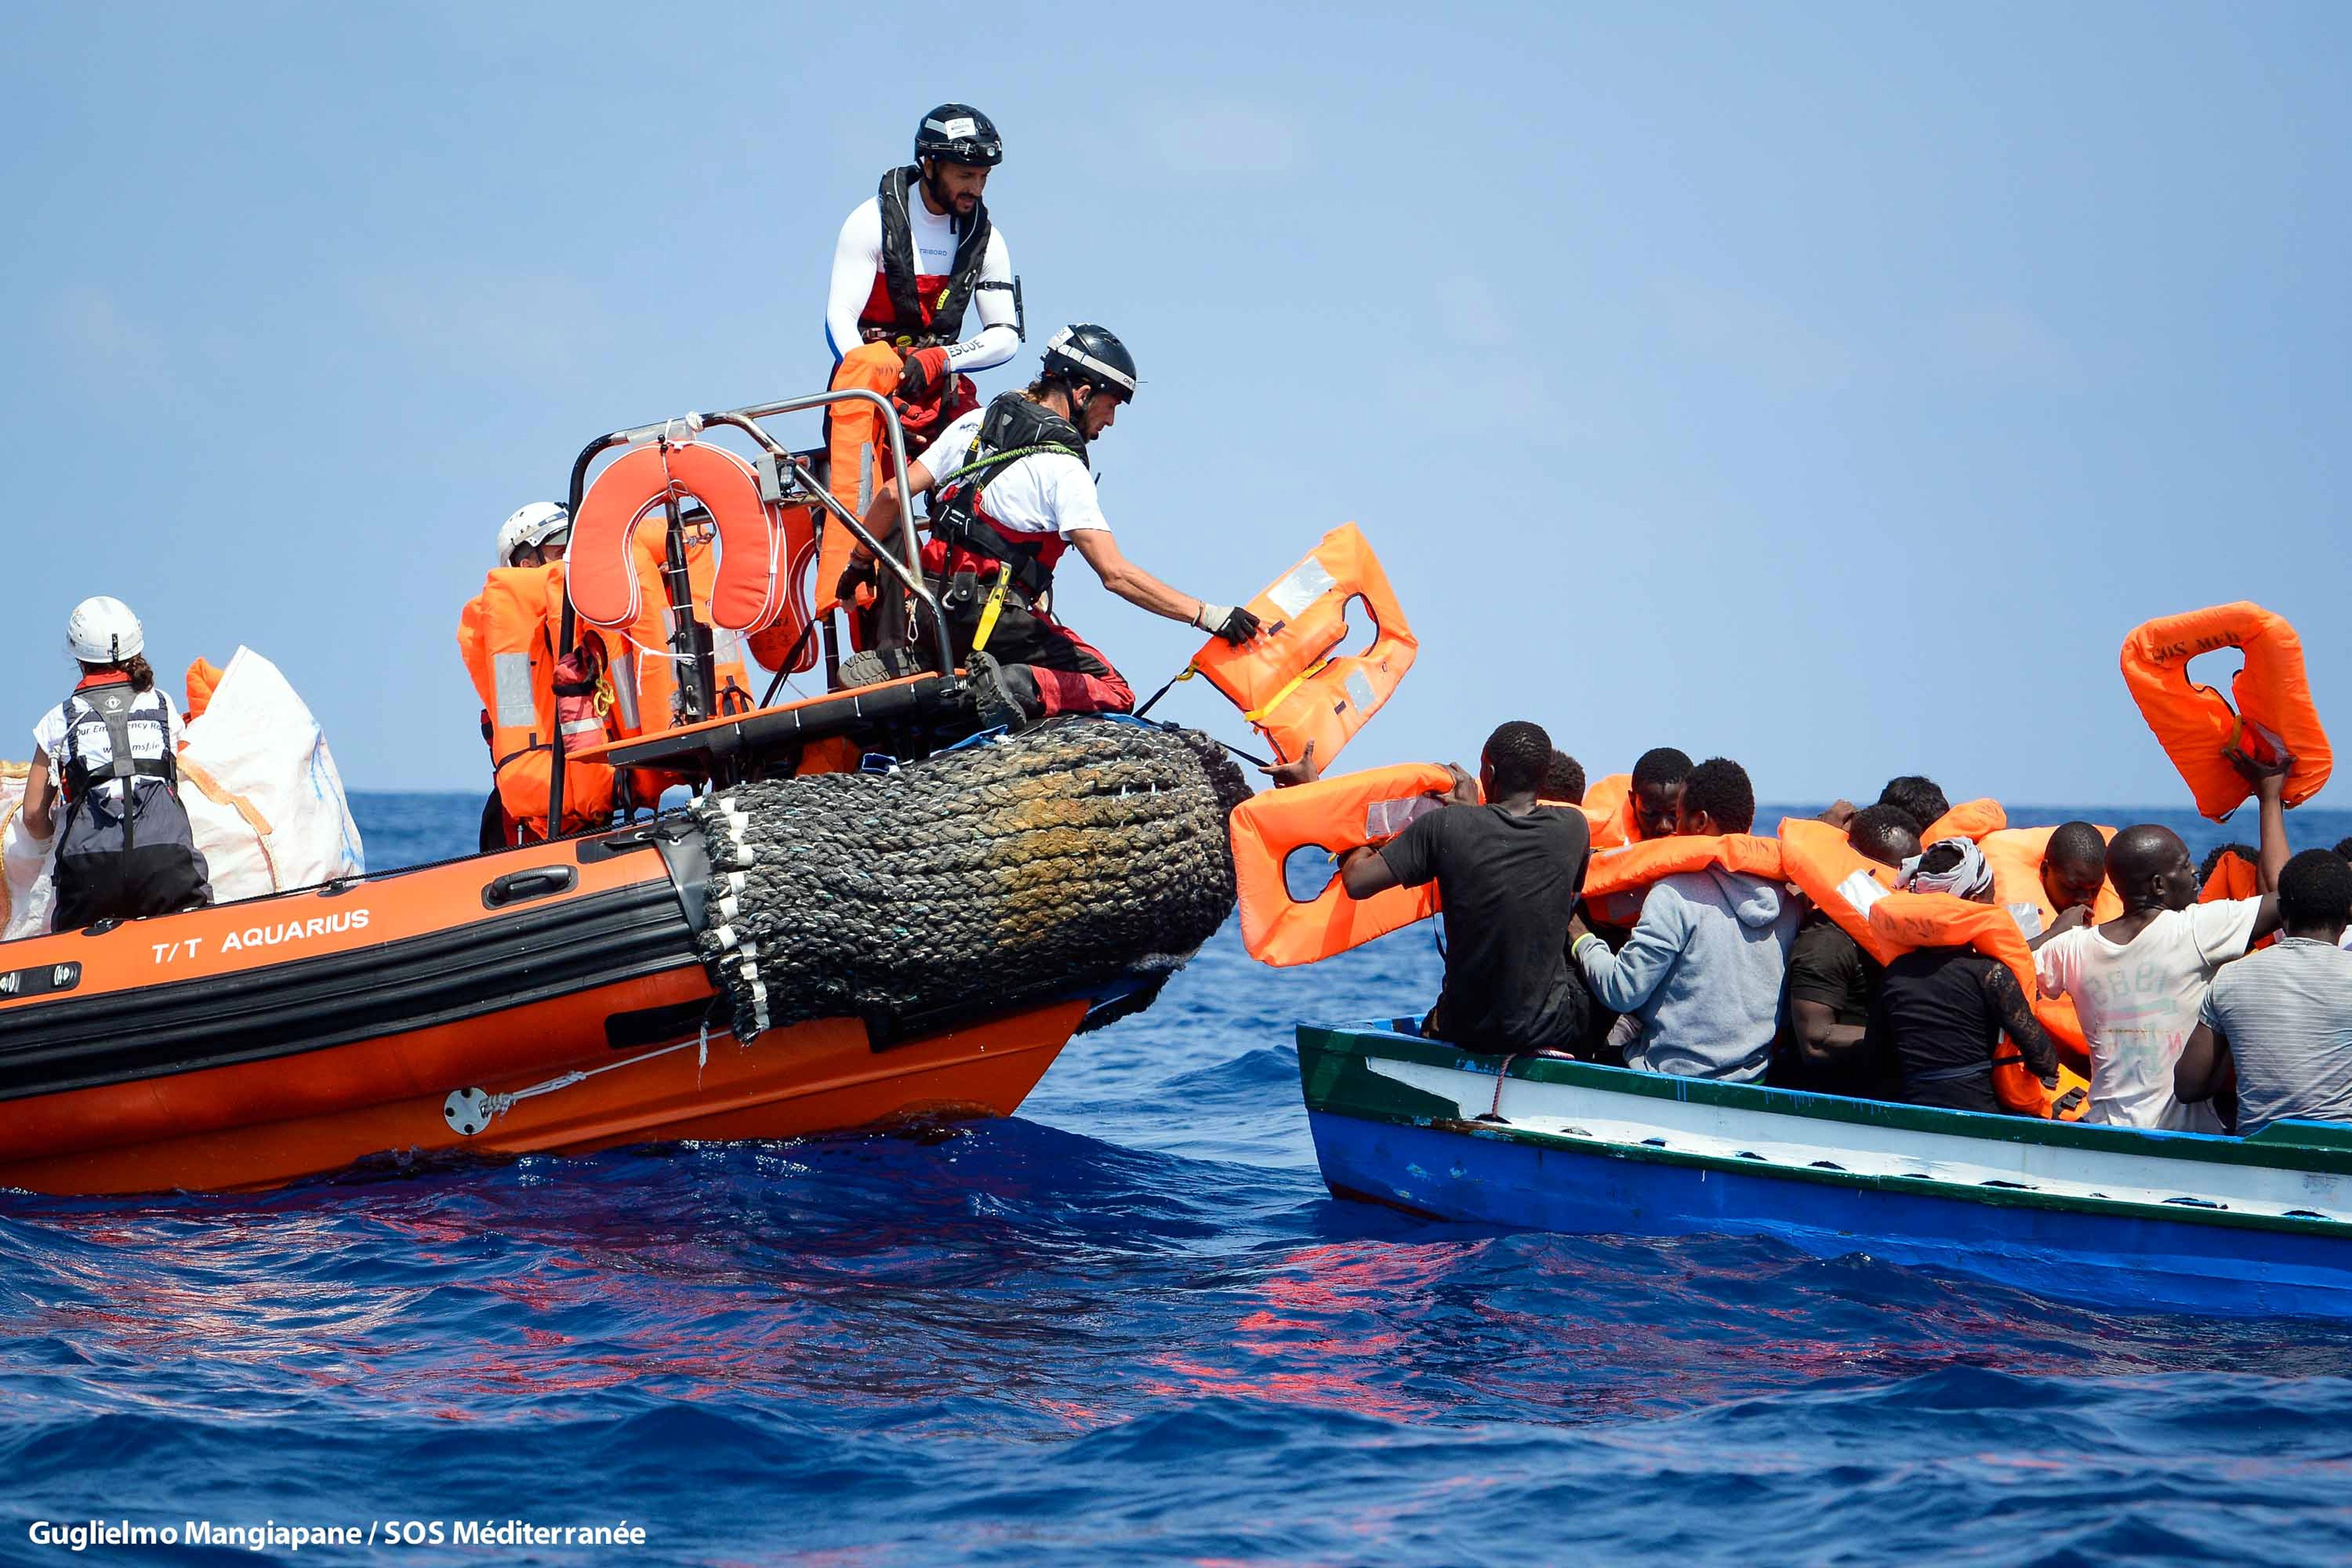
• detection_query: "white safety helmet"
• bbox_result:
[495,501,571,568]
[66,596,145,665]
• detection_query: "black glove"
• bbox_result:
[1195,603,1262,645]
[895,346,951,404]
[835,554,878,603]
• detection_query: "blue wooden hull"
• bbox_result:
[1298,1025,2352,1319]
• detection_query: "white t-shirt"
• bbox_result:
[34,685,187,805]
[825,194,1017,373]
[2035,898,2263,1131]
[923,408,1109,540]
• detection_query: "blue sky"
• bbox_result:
[4,3,2346,808]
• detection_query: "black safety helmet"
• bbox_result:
[914,104,1003,168]
[1043,324,1138,404]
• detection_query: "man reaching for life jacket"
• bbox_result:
[842,324,1264,726]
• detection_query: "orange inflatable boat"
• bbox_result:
[0,387,1243,1196]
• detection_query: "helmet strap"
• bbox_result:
[917,159,955,219]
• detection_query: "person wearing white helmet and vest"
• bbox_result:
[494,500,570,569]
[458,502,619,850]
[20,597,212,929]
[841,324,1263,727]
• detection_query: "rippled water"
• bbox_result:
[4,794,2350,1565]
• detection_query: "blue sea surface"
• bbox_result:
[5,794,2352,1565]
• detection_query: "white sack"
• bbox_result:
[0,767,57,941]
[179,647,365,898]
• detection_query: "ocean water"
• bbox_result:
[4,793,2352,1566]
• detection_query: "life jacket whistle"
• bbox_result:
[2121,602,2333,821]
[1581,834,1784,928]
[1193,524,1417,769]
[1230,763,1454,966]
[1865,890,2092,1121]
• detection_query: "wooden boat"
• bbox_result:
[1299,1021,2352,1317]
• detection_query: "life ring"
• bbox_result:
[2120,602,2332,820]
[1229,763,1453,966]
[1193,524,1417,770]
[569,441,790,636]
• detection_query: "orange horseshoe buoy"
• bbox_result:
[1193,524,1418,769]
[2120,602,2332,820]
[568,441,790,636]
[1231,763,1454,966]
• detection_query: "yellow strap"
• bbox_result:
[971,571,1012,654]
[1242,658,1332,724]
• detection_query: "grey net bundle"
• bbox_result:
[689,718,1251,1042]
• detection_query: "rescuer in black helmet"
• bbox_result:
[840,325,1265,729]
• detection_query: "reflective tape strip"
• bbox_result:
[1265,558,1337,620]
[492,652,536,731]
[559,719,603,738]
[1343,668,1378,714]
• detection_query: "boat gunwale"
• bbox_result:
[1298,1022,2352,1238]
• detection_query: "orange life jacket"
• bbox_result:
[1919,798,2006,843]
[1191,524,1417,769]
[2200,847,2260,903]
[2120,602,2333,820]
[1979,824,2120,1055]
[184,658,225,723]
[1582,773,1640,849]
[1230,763,1455,966]
[457,564,617,836]
[1777,817,1907,963]
[1581,834,1784,928]
[820,344,906,616]
[1864,890,2091,1120]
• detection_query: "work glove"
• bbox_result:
[1195,603,1262,645]
[835,554,877,605]
[895,346,952,404]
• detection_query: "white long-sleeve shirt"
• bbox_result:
[825,193,1017,373]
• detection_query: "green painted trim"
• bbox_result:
[1298,1025,2352,1185]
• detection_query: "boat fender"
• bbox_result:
[1191,524,1418,770]
[1229,763,1455,966]
[2121,602,2333,820]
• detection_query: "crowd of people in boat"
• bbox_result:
[1336,721,2352,1140]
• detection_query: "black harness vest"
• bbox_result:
[872,165,993,347]
[57,680,177,804]
[927,391,1089,602]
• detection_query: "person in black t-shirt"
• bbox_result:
[1869,839,2062,1113]
[1340,721,1592,1054]
[1771,802,1919,1099]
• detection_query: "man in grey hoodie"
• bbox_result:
[1571,758,1798,1082]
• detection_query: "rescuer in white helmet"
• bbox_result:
[20,596,213,929]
